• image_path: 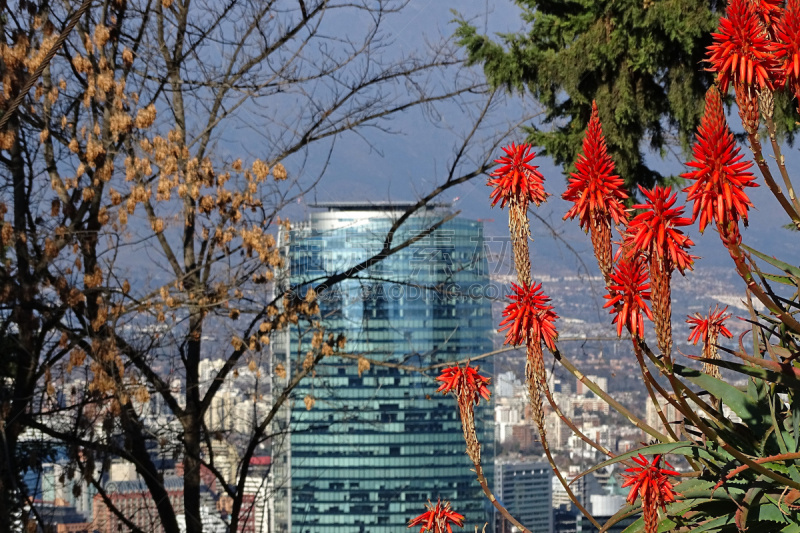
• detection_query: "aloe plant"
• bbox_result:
[411,0,800,530]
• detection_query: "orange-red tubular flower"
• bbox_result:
[488,143,548,208]
[604,256,654,338]
[563,101,629,230]
[773,0,800,91]
[688,305,734,378]
[754,0,783,27]
[498,281,559,350]
[407,499,465,533]
[622,454,680,533]
[682,88,757,232]
[436,364,491,406]
[625,186,696,274]
[706,0,775,93]
[687,305,733,345]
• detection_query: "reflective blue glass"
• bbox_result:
[282,206,495,533]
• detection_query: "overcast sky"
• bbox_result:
[268,1,800,280]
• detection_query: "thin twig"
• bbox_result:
[0,0,94,131]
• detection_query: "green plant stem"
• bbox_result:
[541,434,602,529]
[747,132,800,230]
[542,385,614,457]
[459,400,531,533]
[639,344,800,491]
[763,114,800,217]
[633,340,701,471]
[526,354,601,529]
[552,347,668,442]
[633,341,680,443]
[687,405,800,490]
[640,341,731,430]
[724,234,800,333]
[711,451,800,493]
[474,459,531,532]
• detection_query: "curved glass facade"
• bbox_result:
[281,205,494,533]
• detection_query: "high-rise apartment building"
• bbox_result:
[495,460,552,533]
[274,202,495,532]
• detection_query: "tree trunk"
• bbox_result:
[2,115,38,531]
[183,310,203,532]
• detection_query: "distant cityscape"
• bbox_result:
[25,204,750,533]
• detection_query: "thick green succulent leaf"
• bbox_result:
[761,272,799,286]
[770,391,792,456]
[674,364,772,435]
[674,478,747,500]
[657,519,678,532]
[578,441,728,480]
[748,376,767,408]
[750,497,800,525]
[749,378,783,455]
[791,391,800,454]
[598,503,639,531]
[659,495,741,526]
[620,515,644,533]
[699,358,800,390]
[787,465,800,484]
[742,244,800,280]
[665,513,734,532]
[699,416,760,456]
[619,514,674,533]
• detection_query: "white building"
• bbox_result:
[646,397,684,436]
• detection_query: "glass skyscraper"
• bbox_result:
[495,460,553,533]
[275,202,495,533]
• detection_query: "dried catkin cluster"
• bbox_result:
[0,11,332,528]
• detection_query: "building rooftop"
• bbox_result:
[106,476,184,494]
[33,503,90,525]
[309,201,451,212]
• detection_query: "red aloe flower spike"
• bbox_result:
[687,305,734,346]
[621,454,680,533]
[625,186,696,274]
[488,143,549,209]
[563,101,629,279]
[603,255,654,338]
[687,305,733,378]
[563,101,629,229]
[682,87,758,233]
[706,0,776,94]
[436,363,491,405]
[701,83,728,132]
[498,281,559,350]
[408,499,465,533]
[773,0,800,96]
[626,186,695,358]
[753,0,783,28]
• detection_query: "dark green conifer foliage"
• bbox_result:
[456,0,723,188]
